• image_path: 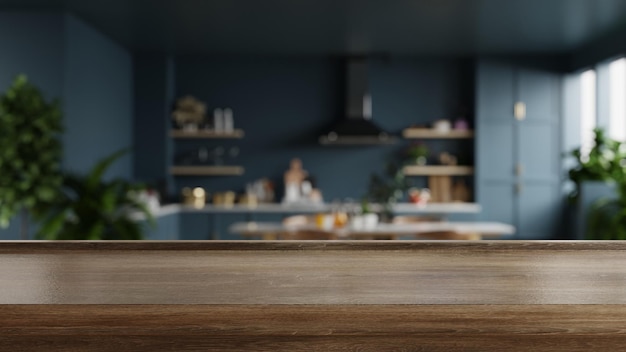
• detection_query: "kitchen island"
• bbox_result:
[1,241,625,351]
[135,202,483,240]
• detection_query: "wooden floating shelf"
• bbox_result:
[170,166,245,176]
[402,128,474,139]
[403,165,474,176]
[170,129,245,139]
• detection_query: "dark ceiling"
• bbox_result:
[2,0,626,56]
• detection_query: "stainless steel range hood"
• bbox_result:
[319,59,397,145]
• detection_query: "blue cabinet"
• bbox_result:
[476,61,561,239]
[143,214,180,240]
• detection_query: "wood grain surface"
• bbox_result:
[1,241,626,351]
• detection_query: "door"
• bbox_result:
[476,61,562,239]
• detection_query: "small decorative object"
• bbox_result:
[130,189,161,214]
[363,213,379,230]
[452,179,470,202]
[454,105,470,130]
[182,187,207,209]
[433,119,451,133]
[246,178,275,203]
[213,108,224,132]
[223,108,234,133]
[315,213,334,230]
[439,152,458,166]
[198,147,210,164]
[228,147,240,164]
[213,191,236,207]
[238,193,258,207]
[282,158,309,204]
[408,188,431,206]
[213,146,225,165]
[309,189,323,204]
[454,117,469,130]
[172,96,206,129]
[406,143,429,165]
[351,213,379,230]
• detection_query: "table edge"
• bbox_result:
[0,240,622,251]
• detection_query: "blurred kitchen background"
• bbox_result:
[0,0,625,240]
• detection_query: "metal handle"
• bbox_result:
[514,102,526,121]
[515,183,523,194]
[515,163,524,176]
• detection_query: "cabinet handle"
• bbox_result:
[514,102,526,121]
[515,163,524,176]
[515,183,523,194]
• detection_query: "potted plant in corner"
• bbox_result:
[567,128,626,239]
[0,75,63,239]
[567,128,625,202]
[36,149,154,240]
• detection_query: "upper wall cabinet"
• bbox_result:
[476,60,562,240]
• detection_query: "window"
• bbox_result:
[580,69,597,160]
[609,57,626,141]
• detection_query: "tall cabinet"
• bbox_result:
[476,61,562,239]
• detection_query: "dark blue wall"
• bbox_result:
[170,57,473,202]
[63,14,133,179]
[0,12,64,102]
[0,12,133,239]
[133,55,175,193]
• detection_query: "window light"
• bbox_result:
[609,58,626,142]
[580,69,597,160]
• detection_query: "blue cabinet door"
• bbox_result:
[477,122,515,181]
[517,68,560,122]
[517,181,561,239]
[144,214,180,240]
[478,182,515,226]
[518,122,559,181]
[476,61,562,239]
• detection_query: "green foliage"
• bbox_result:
[567,128,626,202]
[36,149,154,240]
[405,142,429,160]
[586,196,626,240]
[568,128,626,240]
[366,162,409,219]
[0,75,63,229]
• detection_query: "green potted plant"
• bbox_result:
[36,149,154,240]
[566,128,626,239]
[406,142,429,165]
[586,187,626,240]
[0,75,63,239]
[567,128,626,202]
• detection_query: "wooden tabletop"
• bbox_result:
[2,241,626,351]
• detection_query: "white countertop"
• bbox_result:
[133,202,482,220]
[229,221,515,238]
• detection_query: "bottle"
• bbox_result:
[213,108,224,133]
[223,108,234,133]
